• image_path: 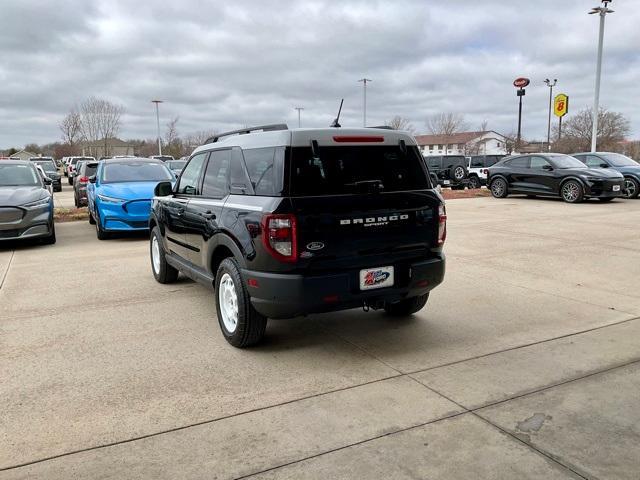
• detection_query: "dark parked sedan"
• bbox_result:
[487,153,624,203]
[0,160,56,243]
[572,152,640,199]
[30,157,62,192]
[73,160,98,207]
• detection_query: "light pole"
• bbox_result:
[151,99,163,155]
[358,78,371,127]
[544,78,557,151]
[588,0,614,152]
[294,107,304,128]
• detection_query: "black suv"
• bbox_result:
[425,155,469,189]
[149,125,446,347]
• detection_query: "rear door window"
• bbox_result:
[442,156,466,168]
[506,157,529,168]
[202,150,231,198]
[289,145,429,196]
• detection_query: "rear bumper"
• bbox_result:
[243,255,446,319]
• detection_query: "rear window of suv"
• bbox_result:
[289,145,429,196]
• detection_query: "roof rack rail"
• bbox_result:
[204,124,289,144]
[367,125,394,130]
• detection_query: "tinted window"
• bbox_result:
[101,161,173,183]
[177,153,207,195]
[34,161,57,173]
[442,156,466,168]
[243,147,277,196]
[505,157,529,168]
[230,148,252,194]
[549,155,587,169]
[0,164,40,186]
[289,145,429,196]
[470,156,484,168]
[82,163,98,177]
[202,150,230,198]
[485,156,502,166]
[427,157,440,168]
[530,156,551,170]
[601,153,638,167]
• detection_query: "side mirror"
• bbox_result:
[154,181,173,197]
[43,177,52,185]
[542,165,553,171]
[89,175,97,184]
[599,163,609,168]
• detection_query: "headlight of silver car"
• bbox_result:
[97,194,125,204]
[22,197,52,208]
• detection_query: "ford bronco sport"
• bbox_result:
[149,125,446,347]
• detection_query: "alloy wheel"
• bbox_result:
[623,178,637,198]
[562,182,580,202]
[491,180,505,197]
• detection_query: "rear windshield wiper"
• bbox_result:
[345,179,385,193]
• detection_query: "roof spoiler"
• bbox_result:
[204,124,288,144]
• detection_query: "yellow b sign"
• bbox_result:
[554,94,569,117]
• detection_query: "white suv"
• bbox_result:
[467,155,504,188]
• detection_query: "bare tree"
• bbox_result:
[426,113,469,135]
[184,130,218,149]
[385,116,415,134]
[164,116,184,158]
[60,109,83,145]
[479,119,489,132]
[552,107,631,153]
[78,97,125,157]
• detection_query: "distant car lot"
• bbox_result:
[1,196,639,478]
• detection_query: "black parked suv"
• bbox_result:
[424,155,469,189]
[149,125,447,347]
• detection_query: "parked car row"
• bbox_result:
[487,152,639,203]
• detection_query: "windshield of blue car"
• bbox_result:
[34,161,57,173]
[101,162,173,183]
[0,164,41,186]
[601,153,638,167]
[551,155,587,169]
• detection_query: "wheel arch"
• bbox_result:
[208,234,247,280]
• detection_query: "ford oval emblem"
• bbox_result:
[306,241,325,251]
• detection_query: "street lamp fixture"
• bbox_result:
[544,78,557,151]
[151,100,163,155]
[294,107,304,128]
[588,0,614,152]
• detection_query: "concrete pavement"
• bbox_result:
[1,195,640,479]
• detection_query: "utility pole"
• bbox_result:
[588,0,614,152]
[151,99,163,155]
[358,78,372,127]
[544,79,557,151]
[294,107,304,128]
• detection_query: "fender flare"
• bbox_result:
[207,232,248,274]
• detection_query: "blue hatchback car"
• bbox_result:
[572,152,640,199]
[87,158,174,239]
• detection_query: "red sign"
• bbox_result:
[513,77,530,88]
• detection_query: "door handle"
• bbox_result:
[200,211,216,220]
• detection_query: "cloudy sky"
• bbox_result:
[1,0,638,149]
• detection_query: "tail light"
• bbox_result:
[438,204,447,246]
[79,176,89,183]
[261,214,297,262]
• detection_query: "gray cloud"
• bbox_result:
[0,0,638,148]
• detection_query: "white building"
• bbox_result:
[414,131,508,156]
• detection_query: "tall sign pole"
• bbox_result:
[358,78,372,127]
[513,77,530,152]
[544,79,557,151]
[151,100,163,155]
[589,0,614,152]
[554,93,569,140]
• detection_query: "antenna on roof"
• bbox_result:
[330,99,344,128]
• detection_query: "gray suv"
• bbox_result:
[0,160,56,244]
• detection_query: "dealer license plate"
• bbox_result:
[442,180,450,185]
[359,266,394,290]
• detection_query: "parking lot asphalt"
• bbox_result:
[1,191,640,479]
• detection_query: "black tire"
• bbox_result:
[560,180,584,203]
[68,177,73,185]
[385,293,429,316]
[42,224,56,245]
[598,197,615,202]
[468,176,481,189]
[74,193,79,208]
[215,257,267,348]
[94,211,110,240]
[490,178,508,198]
[88,209,96,224]
[623,177,639,199]
[526,194,537,198]
[150,226,178,284]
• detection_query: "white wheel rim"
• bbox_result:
[219,273,239,333]
[151,236,161,274]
